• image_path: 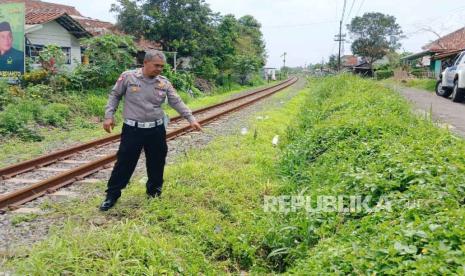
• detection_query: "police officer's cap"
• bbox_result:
[0,22,12,32]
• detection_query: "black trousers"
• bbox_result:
[105,123,168,200]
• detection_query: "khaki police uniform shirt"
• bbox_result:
[104,68,195,123]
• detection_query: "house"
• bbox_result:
[263,67,276,81]
[341,55,359,69]
[2,0,166,71]
[401,26,465,77]
[2,0,115,69]
[3,0,152,69]
[341,55,373,77]
[25,12,92,69]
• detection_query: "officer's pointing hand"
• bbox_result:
[103,118,115,133]
[190,121,203,132]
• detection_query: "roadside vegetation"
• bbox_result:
[7,75,465,274]
[381,77,436,92]
[402,78,436,92]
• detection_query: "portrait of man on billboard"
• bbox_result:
[0,21,24,72]
[0,3,25,80]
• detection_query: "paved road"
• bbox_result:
[394,86,465,137]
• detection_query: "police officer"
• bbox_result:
[0,21,24,73]
[100,50,202,211]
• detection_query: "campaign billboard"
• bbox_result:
[0,3,25,81]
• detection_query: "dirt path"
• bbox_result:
[393,85,465,137]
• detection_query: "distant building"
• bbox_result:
[341,55,374,77]
[3,0,163,71]
[341,55,359,68]
[263,67,276,81]
[401,26,465,77]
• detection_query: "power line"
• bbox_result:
[340,0,348,23]
[355,0,365,17]
[346,0,357,21]
[262,20,337,29]
[335,0,348,71]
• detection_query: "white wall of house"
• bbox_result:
[26,21,81,70]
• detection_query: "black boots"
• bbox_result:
[99,198,117,211]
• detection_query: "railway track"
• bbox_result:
[0,77,298,212]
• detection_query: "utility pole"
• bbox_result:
[281,52,287,68]
[281,52,287,79]
[334,20,346,72]
[334,0,347,72]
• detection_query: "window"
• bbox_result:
[26,44,44,62]
[25,45,71,65]
[454,53,464,66]
[61,47,71,65]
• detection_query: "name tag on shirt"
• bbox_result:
[128,83,141,93]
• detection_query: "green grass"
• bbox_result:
[163,81,278,117]
[6,80,305,274]
[403,78,436,92]
[278,75,465,274]
[0,81,277,168]
[10,214,39,226]
[383,77,437,92]
[8,75,464,274]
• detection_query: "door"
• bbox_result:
[445,53,464,86]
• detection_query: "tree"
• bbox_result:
[112,0,217,57]
[216,15,240,75]
[347,12,403,67]
[233,55,260,85]
[77,34,137,88]
[327,54,338,71]
[237,15,266,68]
[111,0,267,86]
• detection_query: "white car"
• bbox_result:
[436,51,465,102]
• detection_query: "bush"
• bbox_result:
[162,64,197,92]
[22,69,49,85]
[39,103,70,127]
[410,68,428,78]
[0,100,43,141]
[78,34,137,89]
[67,64,106,91]
[0,103,33,133]
[26,84,55,101]
[375,69,394,80]
[83,95,107,117]
[0,80,13,109]
[0,99,71,139]
[404,78,436,92]
[37,44,66,74]
[274,75,465,274]
[248,73,265,86]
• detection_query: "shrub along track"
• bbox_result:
[0,77,298,212]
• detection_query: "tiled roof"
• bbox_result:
[136,37,163,51]
[70,15,115,36]
[4,0,114,36]
[342,55,359,67]
[3,0,162,50]
[2,0,81,16]
[423,26,465,51]
[25,11,64,24]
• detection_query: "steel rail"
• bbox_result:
[0,77,298,211]
[0,78,294,180]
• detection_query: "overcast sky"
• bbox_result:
[51,0,465,68]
